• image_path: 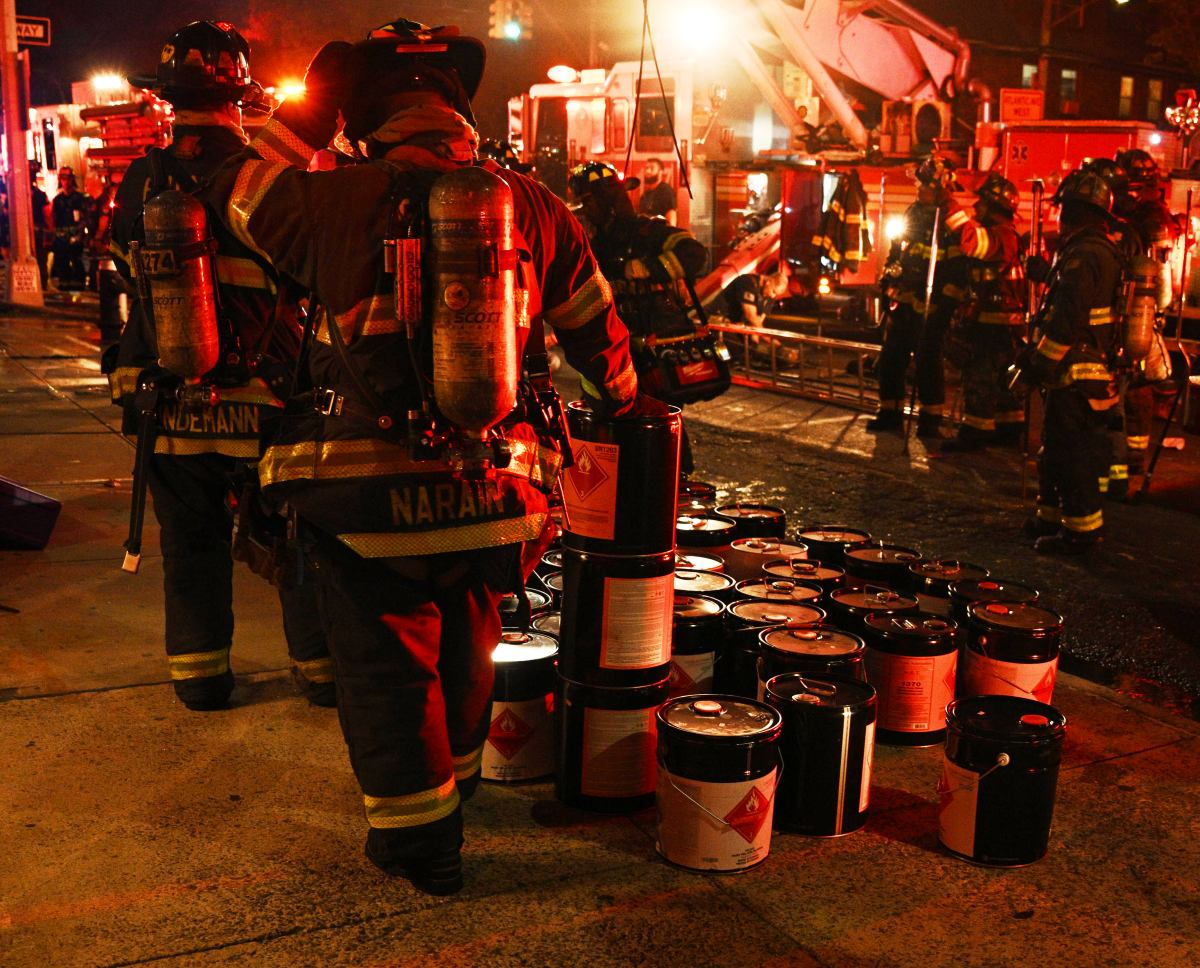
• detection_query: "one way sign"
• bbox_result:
[16,16,51,47]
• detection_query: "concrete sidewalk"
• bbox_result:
[3,313,1199,967]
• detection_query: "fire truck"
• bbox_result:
[507,0,1189,310]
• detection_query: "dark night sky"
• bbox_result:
[19,0,647,138]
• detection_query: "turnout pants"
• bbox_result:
[876,301,950,415]
[1036,389,1110,540]
[960,322,1025,438]
[311,533,515,862]
[148,452,332,706]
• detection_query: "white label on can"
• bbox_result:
[963,653,1058,705]
[860,720,876,813]
[656,768,777,871]
[483,695,555,782]
[580,707,658,798]
[937,756,979,857]
[865,648,957,733]
[561,439,620,540]
[669,651,716,696]
[600,574,674,669]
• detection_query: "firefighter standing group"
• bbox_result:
[870,149,1181,555]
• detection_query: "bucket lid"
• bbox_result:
[673,594,725,621]
[715,502,786,520]
[531,611,561,636]
[660,695,782,739]
[845,543,923,567]
[676,551,724,572]
[970,600,1064,632]
[727,600,826,627]
[675,569,735,594]
[735,578,823,603]
[676,514,735,533]
[830,587,919,611]
[947,695,1066,742]
[762,558,844,582]
[950,578,1040,606]
[761,625,864,657]
[765,673,876,710]
[864,612,957,640]
[730,537,806,557]
[493,630,559,664]
[541,572,564,593]
[910,558,989,583]
[796,526,872,546]
[540,549,564,570]
[679,480,718,501]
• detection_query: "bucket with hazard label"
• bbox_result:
[558,547,675,687]
[794,526,872,564]
[762,557,845,594]
[562,401,681,556]
[948,577,1039,625]
[962,602,1063,705]
[669,595,725,697]
[757,625,866,698]
[655,696,783,872]
[843,542,924,590]
[765,674,876,836]
[906,560,990,617]
[939,696,1066,866]
[720,600,826,698]
[676,550,726,573]
[676,513,737,557]
[555,674,669,812]
[675,567,736,602]
[483,631,559,782]
[722,537,808,582]
[827,586,919,634]
[713,503,787,540]
[863,612,959,746]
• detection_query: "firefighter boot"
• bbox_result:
[866,409,903,433]
[173,668,235,712]
[1034,529,1099,556]
[916,412,944,439]
[291,665,337,708]
[938,426,992,453]
[365,835,464,896]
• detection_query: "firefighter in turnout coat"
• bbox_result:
[200,18,642,894]
[109,21,334,711]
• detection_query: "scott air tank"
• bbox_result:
[429,166,520,439]
[1122,255,1158,362]
[142,190,220,381]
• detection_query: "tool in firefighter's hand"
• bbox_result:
[122,381,161,575]
[903,202,941,454]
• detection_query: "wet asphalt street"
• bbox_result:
[685,385,1200,718]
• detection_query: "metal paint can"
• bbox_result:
[562,401,682,556]
[762,557,845,594]
[484,631,559,782]
[733,578,824,607]
[907,559,990,617]
[863,612,959,746]
[843,543,924,589]
[765,674,877,836]
[758,625,866,697]
[939,696,1067,866]
[499,586,553,629]
[676,513,737,554]
[723,538,809,582]
[962,602,1064,704]
[675,568,737,602]
[676,550,726,573]
[555,674,670,813]
[826,586,919,634]
[531,610,561,637]
[541,570,565,607]
[713,503,787,540]
[794,526,872,564]
[558,547,675,687]
[678,479,718,507]
[655,696,783,872]
[948,578,1040,626]
[537,548,564,577]
[670,594,725,696]
[720,600,827,698]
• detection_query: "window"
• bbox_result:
[1148,79,1164,121]
[1118,76,1134,119]
[635,79,675,152]
[1060,69,1079,114]
[1021,64,1038,89]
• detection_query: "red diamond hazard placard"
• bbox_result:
[561,438,619,540]
[724,783,773,844]
[488,707,533,760]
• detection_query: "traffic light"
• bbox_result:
[488,0,531,41]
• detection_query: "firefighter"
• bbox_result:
[198,18,645,894]
[867,157,959,438]
[108,22,335,711]
[938,173,1026,451]
[567,160,712,473]
[1020,169,1123,555]
[50,167,89,290]
[1105,149,1179,498]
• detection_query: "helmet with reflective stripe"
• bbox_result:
[976,173,1019,217]
[1053,169,1115,214]
[130,21,252,106]
[1084,157,1130,198]
[342,18,485,140]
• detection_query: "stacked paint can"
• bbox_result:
[669,594,725,696]
[554,402,680,812]
[484,631,559,782]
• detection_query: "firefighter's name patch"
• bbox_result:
[159,402,260,438]
[389,479,511,528]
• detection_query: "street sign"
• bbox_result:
[999,88,1044,123]
[16,15,50,46]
